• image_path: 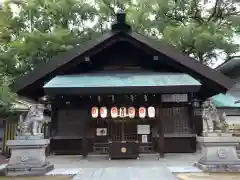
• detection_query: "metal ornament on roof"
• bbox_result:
[148,106,155,118]
[100,107,107,118]
[139,107,146,118]
[144,95,148,102]
[130,95,134,102]
[84,56,90,62]
[40,95,48,102]
[128,107,135,118]
[91,107,98,118]
[97,96,101,103]
[111,107,118,118]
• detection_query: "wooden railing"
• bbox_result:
[1,121,16,157]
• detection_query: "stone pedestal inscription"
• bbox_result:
[195,136,240,172]
[4,137,54,176]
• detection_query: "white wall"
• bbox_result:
[226,116,240,125]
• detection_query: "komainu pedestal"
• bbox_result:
[4,136,54,176]
[195,136,240,172]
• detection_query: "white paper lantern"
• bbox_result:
[111,107,118,118]
[91,107,98,118]
[128,107,135,118]
[119,107,127,118]
[139,107,146,118]
[100,107,107,118]
[148,106,155,118]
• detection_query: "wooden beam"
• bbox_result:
[157,95,164,158]
[188,93,194,133]
[50,100,58,138]
[81,111,89,158]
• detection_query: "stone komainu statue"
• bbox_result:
[17,104,46,136]
[202,99,229,133]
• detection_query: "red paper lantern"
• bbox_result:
[111,107,118,118]
[128,107,135,118]
[139,107,146,118]
[100,107,107,118]
[91,107,98,118]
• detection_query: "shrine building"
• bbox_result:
[11,12,234,159]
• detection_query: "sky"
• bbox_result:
[0,0,239,68]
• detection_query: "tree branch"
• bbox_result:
[207,0,220,22]
[191,0,204,24]
[197,52,204,64]
[102,0,116,16]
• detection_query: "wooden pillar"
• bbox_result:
[82,135,88,158]
[50,101,58,138]
[47,99,58,155]
[157,96,164,158]
[188,93,194,133]
[81,108,89,158]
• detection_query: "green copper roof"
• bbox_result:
[211,93,240,108]
[43,73,201,88]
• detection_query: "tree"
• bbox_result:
[0,0,98,75]
[0,2,17,115]
[3,0,239,72]
[128,0,240,65]
[0,0,98,114]
[94,0,240,65]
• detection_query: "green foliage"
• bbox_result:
[0,0,239,118]
[7,28,77,73]
[95,0,240,65]
[0,75,16,116]
[145,0,240,64]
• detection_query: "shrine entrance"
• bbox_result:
[91,105,158,159]
[109,120,138,142]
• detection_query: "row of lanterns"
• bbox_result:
[91,106,155,119]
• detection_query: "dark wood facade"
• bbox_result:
[49,93,200,157]
[12,12,234,159]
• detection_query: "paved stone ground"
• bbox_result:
[72,167,177,180]
[47,153,202,180]
[48,153,201,169]
[177,172,240,180]
[0,153,202,179]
